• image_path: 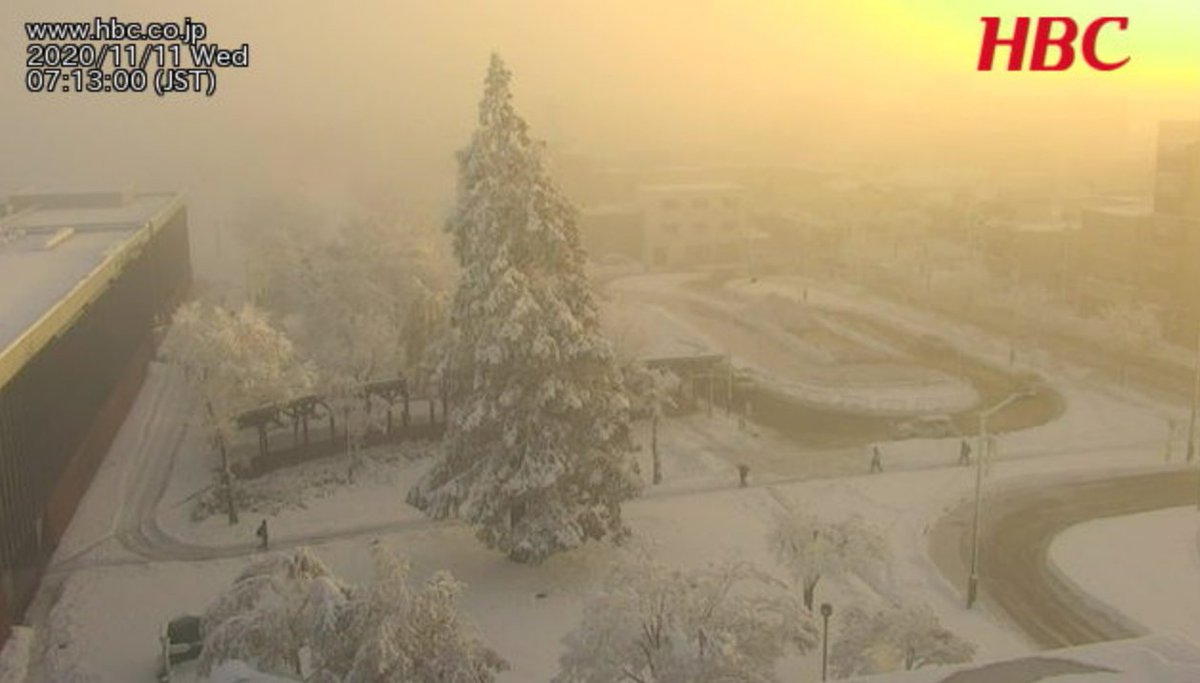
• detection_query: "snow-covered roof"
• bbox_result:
[0,191,183,388]
[842,635,1200,682]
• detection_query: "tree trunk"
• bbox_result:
[803,577,818,611]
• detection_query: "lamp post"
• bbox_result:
[820,602,833,681]
[1187,326,1200,509]
[966,389,1035,608]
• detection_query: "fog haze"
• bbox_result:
[3,0,1199,222]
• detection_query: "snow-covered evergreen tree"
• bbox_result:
[830,602,975,677]
[555,558,816,683]
[408,54,641,563]
[199,544,507,682]
[768,510,889,611]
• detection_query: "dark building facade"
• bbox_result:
[0,191,190,647]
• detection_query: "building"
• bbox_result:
[1075,198,1159,311]
[1070,122,1200,339]
[1154,121,1200,217]
[0,190,190,647]
[638,184,751,268]
[578,203,643,263]
[1154,121,1200,338]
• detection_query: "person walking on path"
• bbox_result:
[256,519,269,551]
[869,445,883,473]
[958,439,972,466]
[738,463,750,488]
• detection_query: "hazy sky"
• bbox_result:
[2,1,1198,221]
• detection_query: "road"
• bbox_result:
[931,469,1200,649]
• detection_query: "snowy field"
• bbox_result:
[1050,507,1200,644]
[20,271,1197,683]
[35,416,1185,682]
[604,273,979,416]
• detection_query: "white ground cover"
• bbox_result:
[1050,506,1200,645]
[605,274,979,416]
[0,627,34,683]
[36,423,1180,683]
[24,273,1192,683]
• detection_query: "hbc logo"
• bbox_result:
[978,17,1130,71]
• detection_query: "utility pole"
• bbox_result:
[1189,326,1199,465]
[967,389,1034,608]
[1188,326,1200,510]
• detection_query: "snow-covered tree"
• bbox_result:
[768,511,889,610]
[1098,302,1162,385]
[199,544,507,683]
[161,301,313,462]
[408,54,641,563]
[622,363,680,485]
[555,558,816,683]
[199,548,343,677]
[830,602,975,678]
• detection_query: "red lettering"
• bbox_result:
[1083,17,1130,70]
[978,17,1030,71]
[1030,17,1078,71]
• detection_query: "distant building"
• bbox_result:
[1154,121,1200,338]
[1070,122,1200,340]
[0,190,190,648]
[637,183,751,269]
[578,203,643,263]
[1154,121,1200,217]
[1076,198,1159,311]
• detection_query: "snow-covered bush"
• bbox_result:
[830,602,975,677]
[409,54,641,563]
[555,558,816,683]
[199,544,507,682]
[768,510,889,610]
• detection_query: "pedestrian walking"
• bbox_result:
[738,463,750,488]
[958,439,972,466]
[869,445,883,473]
[256,519,269,550]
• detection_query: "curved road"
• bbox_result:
[932,469,1200,649]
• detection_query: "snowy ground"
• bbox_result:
[1050,507,1200,645]
[34,412,1183,683]
[604,273,979,416]
[22,271,1197,683]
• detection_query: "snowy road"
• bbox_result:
[931,469,1200,649]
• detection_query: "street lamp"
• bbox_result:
[820,602,833,681]
[1187,326,1200,509]
[966,388,1035,608]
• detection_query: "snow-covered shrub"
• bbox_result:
[199,544,507,682]
[830,602,975,677]
[555,558,816,683]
